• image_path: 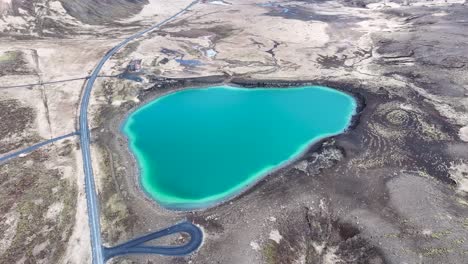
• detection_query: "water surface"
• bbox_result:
[123,85,357,209]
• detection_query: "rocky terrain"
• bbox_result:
[59,0,148,25]
[1,0,467,264]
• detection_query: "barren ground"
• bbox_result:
[1,0,468,263]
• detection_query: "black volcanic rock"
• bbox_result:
[59,0,149,24]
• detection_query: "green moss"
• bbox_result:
[453,238,465,246]
[384,233,400,238]
[0,51,18,63]
[263,241,278,264]
[422,247,453,256]
[430,230,451,239]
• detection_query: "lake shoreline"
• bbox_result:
[105,78,366,212]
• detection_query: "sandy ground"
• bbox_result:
[121,0,195,24]
[0,39,118,137]
[62,148,92,264]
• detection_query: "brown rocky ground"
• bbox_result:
[1,0,468,264]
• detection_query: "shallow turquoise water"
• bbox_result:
[123,86,357,209]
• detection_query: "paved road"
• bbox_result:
[102,221,203,261]
[0,132,78,163]
[78,1,201,264]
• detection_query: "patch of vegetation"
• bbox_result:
[111,258,140,264]
[0,50,36,76]
[95,79,138,115]
[0,147,77,263]
[262,206,384,264]
[262,241,279,264]
[462,218,468,229]
[421,247,453,257]
[453,238,465,246]
[0,99,41,153]
[114,41,140,60]
[430,230,452,239]
[97,145,136,245]
[384,233,401,238]
[0,51,18,63]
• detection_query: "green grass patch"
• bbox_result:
[263,241,279,264]
[0,51,18,63]
[422,247,453,256]
[430,230,451,239]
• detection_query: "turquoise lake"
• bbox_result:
[123,85,357,209]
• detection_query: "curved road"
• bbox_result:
[103,221,203,261]
[78,1,202,264]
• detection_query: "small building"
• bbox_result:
[127,59,142,72]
